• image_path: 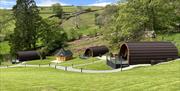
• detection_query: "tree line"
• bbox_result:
[1,0,180,62]
[97,0,180,44]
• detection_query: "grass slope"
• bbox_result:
[75,61,112,70]
[25,56,55,65]
[0,60,180,91]
[67,36,108,56]
[58,57,100,66]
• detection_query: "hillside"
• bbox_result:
[0,6,103,53]
[39,6,103,30]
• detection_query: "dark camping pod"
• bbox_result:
[17,51,46,61]
[84,46,109,57]
[119,42,179,65]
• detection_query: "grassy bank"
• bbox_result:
[58,57,100,66]
[25,56,55,65]
[0,60,180,91]
[74,61,112,70]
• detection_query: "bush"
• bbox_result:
[67,28,82,41]
[87,27,99,37]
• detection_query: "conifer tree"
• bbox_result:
[10,0,42,55]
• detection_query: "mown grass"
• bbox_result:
[0,60,180,91]
[25,56,55,65]
[58,57,100,66]
[75,61,112,70]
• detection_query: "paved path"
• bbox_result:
[0,63,151,73]
[1,59,178,73]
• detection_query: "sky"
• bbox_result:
[0,0,118,9]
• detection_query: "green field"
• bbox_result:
[0,60,180,91]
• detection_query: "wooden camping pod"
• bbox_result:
[119,42,179,65]
[17,51,45,62]
[84,46,109,57]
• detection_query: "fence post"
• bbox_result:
[55,65,56,69]
[151,60,154,66]
[39,64,40,67]
[49,64,50,67]
[120,56,122,72]
[81,68,83,73]
[65,66,67,71]
[7,65,8,68]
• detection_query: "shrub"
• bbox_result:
[87,27,99,37]
[67,28,82,41]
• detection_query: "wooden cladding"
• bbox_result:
[84,46,109,57]
[119,42,179,65]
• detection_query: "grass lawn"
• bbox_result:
[58,57,100,66]
[25,56,55,65]
[0,60,180,91]
[74,61,112,70]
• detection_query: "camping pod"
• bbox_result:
[17,51,45,62]
[84,46,109,57]
[119,42,178,65]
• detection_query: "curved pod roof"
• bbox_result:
[17,51,45,61]
[84,46,109,57]
[119,42,179,65]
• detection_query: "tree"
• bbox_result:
[95,5,118,28]
[105,0,179,44]
[52,3,63,18]
[10,0,42,56]
[0,9,13,64]
[38,19,67,54]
